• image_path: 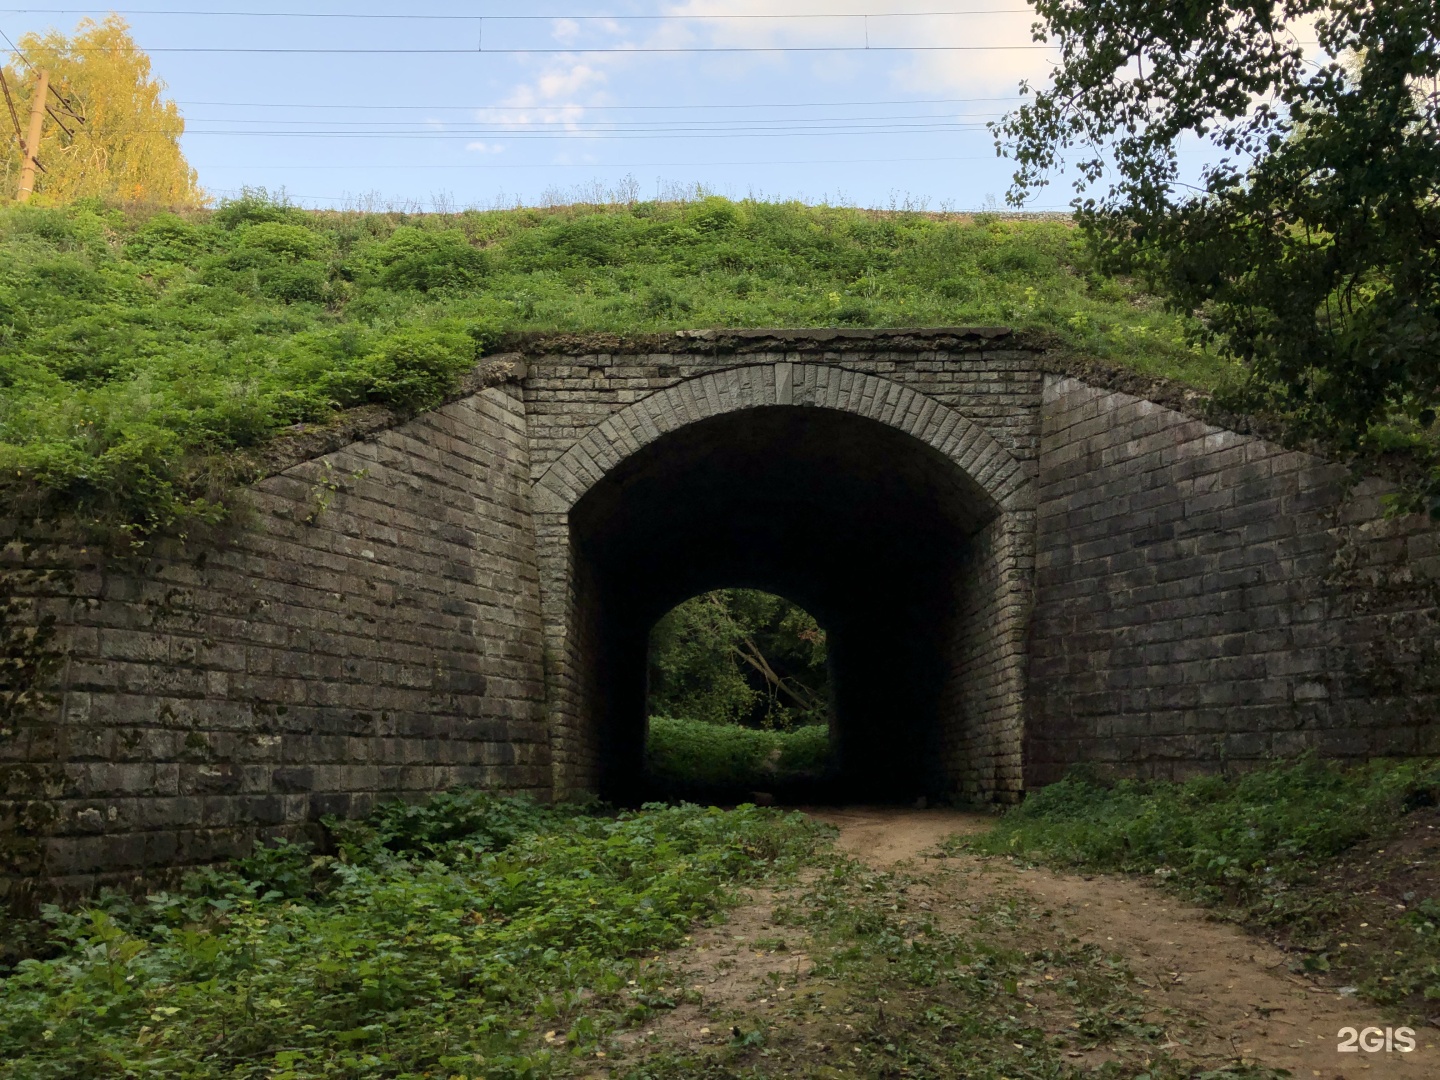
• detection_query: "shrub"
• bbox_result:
[645,716,832,796]
[0,196,1223,545]
[375,226,489,292]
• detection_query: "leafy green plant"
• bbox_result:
[648,589,831,730]
[373,226,491,292]
[1001,0,1440,516]
[0,794,825,1079]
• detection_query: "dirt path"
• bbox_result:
[811,806,1437,1079]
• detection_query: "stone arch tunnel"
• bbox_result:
[4,329,1438,898]
[530,355,1036,804]
[567,404,1013,801]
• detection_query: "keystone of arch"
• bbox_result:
[533,363,1033,516]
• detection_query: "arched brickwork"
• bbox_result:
[529,362,1035,802]
[533,362,1033,516]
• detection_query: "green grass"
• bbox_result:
[0,791,826,1079]
[644,717,832,799]
[964,757,1440,1016]
[0,193,1228,540]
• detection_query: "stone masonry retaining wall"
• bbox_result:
[1027,375,1440,783]
[1,385,548,903]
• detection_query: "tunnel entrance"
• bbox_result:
[558,401,1020,803]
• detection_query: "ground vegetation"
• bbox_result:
[968,756,1440,1018]
[0,793,824,1078]
[644,590,834,799]
[643,718,830,802]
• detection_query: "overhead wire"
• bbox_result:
[0,8,1036,21]
[172,94,1025,111]
[0,64,24,145]
[208,152,1006,171]
[178,109,1007,128]
[1,23,85,120]
[0,10,1048,201]
[69,44,1056,53]
[179,126,998,140]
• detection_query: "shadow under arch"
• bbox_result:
[533,364,1033,804]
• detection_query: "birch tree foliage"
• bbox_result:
[999,1,1439,515]
[2,15,203,206]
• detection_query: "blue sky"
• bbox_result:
[3,3,1185,210]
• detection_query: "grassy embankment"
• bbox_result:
[964,757,1440,1020]
[0,195,1226,540]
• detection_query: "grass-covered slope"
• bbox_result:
[0,195,1224,539]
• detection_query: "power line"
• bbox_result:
[180,110,1006,127]
[70,44,1056,53]
[0,8,1035,20]
[173,94,1025,112]
[206,153,1006,171]
[180,125,996,139]
[0,23,85,118]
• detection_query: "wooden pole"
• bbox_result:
[16,68,48,204]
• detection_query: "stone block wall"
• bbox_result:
[6,331,1439,901]
[942,512,1036,799]
[1,385,548,903]
[1027,375,1440,784]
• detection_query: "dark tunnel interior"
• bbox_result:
[569,405,1000,802]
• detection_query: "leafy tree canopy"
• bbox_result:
[1001,1,1439,514]
[647,589,830,730]
[3,16,203,206]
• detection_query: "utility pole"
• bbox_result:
[16,68,48,204]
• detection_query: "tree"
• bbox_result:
[999,2,1439,515]
[647,590,830,730]
[2,15,203,205]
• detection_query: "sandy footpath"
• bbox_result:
[813,807,1437,1080]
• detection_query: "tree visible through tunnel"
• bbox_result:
[565,403,1011,803]
[643,588,835,801]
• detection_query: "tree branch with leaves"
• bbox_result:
[999,1,1439,516]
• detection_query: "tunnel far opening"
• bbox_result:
[567,403,1005,805]
[643,587,836,804]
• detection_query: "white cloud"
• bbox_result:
[484,1,1047,149]
[466,142,506,154]
[660,1,1048,96]
[494,58,611,134]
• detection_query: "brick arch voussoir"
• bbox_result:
[533,364,1029,515]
